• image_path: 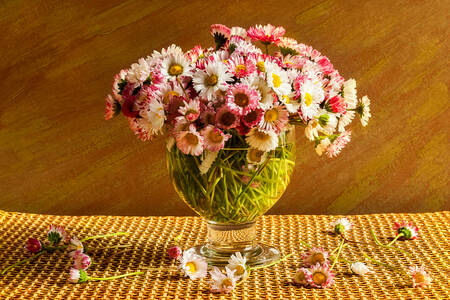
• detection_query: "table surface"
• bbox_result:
[0,211,449,299]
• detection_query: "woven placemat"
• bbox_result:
[0,211,448,299]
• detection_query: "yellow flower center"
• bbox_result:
[222,278,233,289]
[311,253,325,265]
[235,64,247,73]
[185,262,197,274]
[272,73,281,88]
[234,265,245,276]
[234,93,249,107]
[184,133,199,146]
[256,61,265,72]
[185,109,197,117]
[254,130,271,141]
[163,91,180,104]
[264,108,279,123]
[168,64,183,76]
[294,271,306,282]
[206,74,218,86]
[304,92,313,106]
[248,149,264,163]
[312,271,327,285]
[415,273,425,283]
[208,130,223,144]
[282,95,290,104]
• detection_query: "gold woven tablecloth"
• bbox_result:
[0,211,449,299]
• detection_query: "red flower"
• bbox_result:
[167,246,182,259]
[247,24,286,45]
[328,96,347,114]
[25,238,42,254]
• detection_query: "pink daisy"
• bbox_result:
[328,95,347,114]
[104,94,121,120]
[409,265,432,288]
[241,108,264,128]
[112,69,128,102]
[178,99,201,122]
[48,225,70,244]
[201,125,231,152]
[24,238,42,254]
[247,24,286,44]
[306,263,335,289]
[175,124,204,156]
[73,250,91,270]
[227,56,256,78]
[326,130,352,158]
[215,106,239,129]
[259,105,289,133]
[235,122,251,135]
[276,37,301,55]
[302,247,329,267]
[226,84,260,115]
[394,221,419,240]
[293,267,310,286]
[185,45,204,63]
[317,56,335,75]
[167,246,182,260]
[128,117,156,141]
[210,24,231,49]
[200,106,216,126]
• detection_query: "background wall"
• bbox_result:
[0,0,448,216]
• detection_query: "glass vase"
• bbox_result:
[166,127,296,266]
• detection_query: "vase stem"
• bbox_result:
[206,221,257,253]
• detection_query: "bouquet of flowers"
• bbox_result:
[104,24,371,224]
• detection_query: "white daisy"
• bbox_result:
[246,148,268,165]
[192,60,232,100]
[342,79,357,109]
[160,52,191,79]
[337,110,355,132]
[151,44,184,60]
[357,96,371,126]
[139,100,165,135]
[156,82,183,105]
[241,76,275,109]
[127,58,151,86]
[179,251,208,280]
[67,236,84,257]
[351,262,372,275]
[209,267,238,294]
[178,99,201,122]
[230,26,249,40]
[198,151,218,175]
[246,128,278,152]
[330,218,352,235]
[280,92,301,114]
[315,137,331,156]
[305,120,320,141]
[315,109,338,135]
[299,79,324,120]
[226,252,248,279]
[265,62,291,97]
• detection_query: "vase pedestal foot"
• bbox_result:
[186,244,280,267]
[185,221,280,266]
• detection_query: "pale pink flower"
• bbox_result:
[68,268,88,284]
[306,263,335,288]
[247,24,286,44]
[178,99,201,122]
[293,267,310,286]
[73,250,91,270]
[409,265,432,288]
[210,24,231,40]
[24,238,42,254]
[201,125,231,152]
[209,267,238,294]
[112,69,127,102]
[104,94,121,120]
[326,130,352,158]
[215,106,239,129]
[48,225,69,245]
[167,246,182,260]
[394,221,419,240]
[226,83,260,115]
[317,56,334,75]
[68,236,84,257]
[259,105,289,133]
[175,124,204,156]
[226,55,256,78]
[302,247,329,267]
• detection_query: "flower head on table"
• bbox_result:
[209,267,238,294]
[330,217,352,235]
[409,265,432,288]
[24,238,42,254]
[394,221,419,240]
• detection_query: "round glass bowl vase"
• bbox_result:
[166,127,296,266]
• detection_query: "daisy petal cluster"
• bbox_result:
[394,221,419,240]
[330,217,352,235]
[105,23,372,162]
[409,265,432,288]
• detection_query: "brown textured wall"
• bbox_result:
[0,0,449,216]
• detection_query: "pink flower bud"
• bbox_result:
[25,238,42,254]
[73,250,91,270]
[167,246,182,259]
